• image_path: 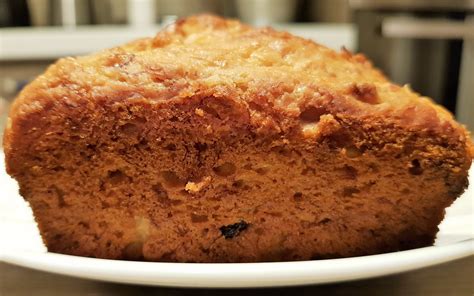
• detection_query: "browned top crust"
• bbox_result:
[4,14,473,162]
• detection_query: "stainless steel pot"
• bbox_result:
[155,0,223,23]
[235,0,298,25]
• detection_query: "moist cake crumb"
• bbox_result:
[3,15,472,262]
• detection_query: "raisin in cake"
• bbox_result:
[3,15,473,262]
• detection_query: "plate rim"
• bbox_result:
[2,239,473,288]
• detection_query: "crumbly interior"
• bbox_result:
[3,15,472,262]
[11,97,468,262]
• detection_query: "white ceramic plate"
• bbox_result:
[1,153,473,288]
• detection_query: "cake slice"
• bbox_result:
[3,15,472,262]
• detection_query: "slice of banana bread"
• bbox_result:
[3,15,472,262]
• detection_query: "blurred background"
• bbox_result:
[0,0,473,141]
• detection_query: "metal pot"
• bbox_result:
[235,0,299,25]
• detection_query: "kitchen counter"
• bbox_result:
[0,24,355,61]
[1,256,473,295]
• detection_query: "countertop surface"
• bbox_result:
[0,24,355,61]
[1,257,473,296]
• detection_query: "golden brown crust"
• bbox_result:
[3,15,473,262]
[5,15,473,162]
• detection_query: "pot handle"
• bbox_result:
[381,17,474,39]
